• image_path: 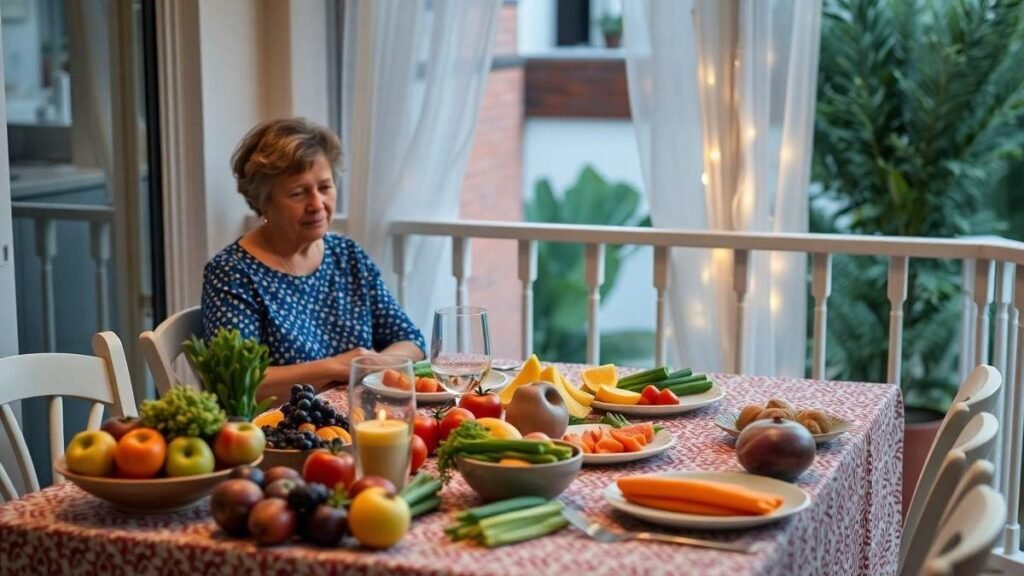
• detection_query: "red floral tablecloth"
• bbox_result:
[0,367,903,576]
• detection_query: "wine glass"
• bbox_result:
[348,355,416,490]
[430,305,492,405]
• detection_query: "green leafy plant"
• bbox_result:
[526,166,653,365]
[183,328,275,420]
[599,13,623,36]
[139,386,227,440]
[813,0,1024,411]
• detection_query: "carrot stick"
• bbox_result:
[616,476,783,515]
[623,495,746,516]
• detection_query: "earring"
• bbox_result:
[261,216,269,225]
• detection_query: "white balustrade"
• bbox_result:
[518,240,536,359]
[584,244,605,365]
[811,252,832,380]
[886,256,908,386]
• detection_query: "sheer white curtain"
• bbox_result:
[623,0,821,376]
[341,0,501,332]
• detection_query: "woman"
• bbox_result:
[201,118,425,401]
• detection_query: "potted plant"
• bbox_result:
[599,13,623,48]
[813,0,1024,513]
[183,328,275,421]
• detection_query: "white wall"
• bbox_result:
[523,118,655,333]
[1,0,42,122]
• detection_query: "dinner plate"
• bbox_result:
[566,423,675,465]
[603,470,811,530]
[591,382,724,416]
[367,370,509,403]
[714,411,850,445]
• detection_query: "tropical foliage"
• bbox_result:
[812,0,1024,411]
[526,166,653,365]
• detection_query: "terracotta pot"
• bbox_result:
[902,408,944,518]
[604,33,622,49]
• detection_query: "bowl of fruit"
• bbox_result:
[56,388,266,514]
[256,384,352,471]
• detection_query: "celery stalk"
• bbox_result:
[456,496,548,523]
[482,514,569,547]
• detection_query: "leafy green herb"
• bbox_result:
[139,386,226,440]
[435,421,573,484]
[183,328,274,420]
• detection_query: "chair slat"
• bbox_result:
[138,306,202,396]
[49,397,65,484]
[0,404,39,496]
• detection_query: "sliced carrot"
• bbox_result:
[596,436,625,453]
[582,434,596,453]
[619,423,655,443]
[623,494,742,516]
[610,429,644,452]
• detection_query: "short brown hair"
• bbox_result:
[231,117,343,215]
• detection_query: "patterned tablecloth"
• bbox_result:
[0,366,903,576]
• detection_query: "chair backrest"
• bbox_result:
[902,365,1003,563]
[0,332,138,501]
[139,306,202,396]
[923,485,1005,576]
[900,413,999,575]
[940,460,994,526]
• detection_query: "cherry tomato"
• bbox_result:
[413,414,440,454]
[640,385,661,405]
[458,387,503,419]
[656,388,680,405]
[415,377,439,393]
[410,435,428,473]
[438,407,476,440]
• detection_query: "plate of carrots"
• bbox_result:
[562,423,675,465]
[603,470,810,530]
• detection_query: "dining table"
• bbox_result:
[0,364,903,576]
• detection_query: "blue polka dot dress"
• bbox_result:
[201,233,425,366]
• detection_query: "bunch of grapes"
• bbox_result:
[262,384,350,450]
[262,426,322,450]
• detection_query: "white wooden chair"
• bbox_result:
[900,412,999,575]
[902,365,1002,564]
[922,485,1005,576]
[139,306,202,396]
[0,332,138,501]
[939,460,994,525]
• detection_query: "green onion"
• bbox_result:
[408,495,442,517]
[400,477,442,508]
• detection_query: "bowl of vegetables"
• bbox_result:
[450,439,582,502]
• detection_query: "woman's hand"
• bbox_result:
[323,347,375,382]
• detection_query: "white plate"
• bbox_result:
[565,423,675,465]
[603,470,811,530]
[591,382,724,416]
[367,370,509,403]
[714,411,850,445]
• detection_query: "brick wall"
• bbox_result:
[459,3,524,359]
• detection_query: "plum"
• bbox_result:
[302,504,349,547]
[736,417,815,482]
[248,498,297,546]
[211,479,263,537]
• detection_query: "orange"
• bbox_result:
[114,427,167,479]
[581,364,618,393]
[252,409,284,428]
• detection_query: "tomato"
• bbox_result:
[640,385,661,405]
[410,435,428,473]
[458,387,503,419]
[415,377,439,393]
[114,427,167,479]
[302,450,356,491]
[413,414,440,454]
[656,388,680,405]
[438,407,476,440]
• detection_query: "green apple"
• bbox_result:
[65,430,118,477]
[165,436,215,477]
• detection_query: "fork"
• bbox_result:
[561,507,754,554]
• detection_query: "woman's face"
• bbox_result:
[263,154,336,246]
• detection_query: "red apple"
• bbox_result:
[248,498,297,546]
[213,422,266,467]
[100,417,142,441]
[211,479,263,537]
[348,475,396,499]
[65,430,118,477]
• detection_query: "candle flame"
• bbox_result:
[377,409,387,421]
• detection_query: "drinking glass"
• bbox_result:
[348,355,416,490]
[430,305,492,405]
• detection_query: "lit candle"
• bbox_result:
[354,410,411,489]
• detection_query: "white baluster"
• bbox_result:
[886,256,908,386]
[960,259,977,381]
[392,234,407,306]
[90,220,111,329]
[584,244,605,365]
[452,237,470,307]
[653,246,669,367]
[974,259,994,366]
[49,396,64,483]
[811,253,833,380]
[733,250,751,374]
[1003,265,1024,554]
[518,240,536,359]
[993,262,1014,494]
[35,219,57,352]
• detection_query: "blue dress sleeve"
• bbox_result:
[200,255,263,343]
[351,243,427,354]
